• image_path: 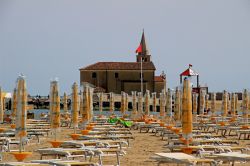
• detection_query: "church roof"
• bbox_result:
[154,76,164,82]
[80,62,156,71]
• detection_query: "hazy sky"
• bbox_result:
[1,0,250,95]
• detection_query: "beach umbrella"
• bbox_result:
[82,86,90,125]
[15,76,28,152]
[205,94,209,113]
[79,92,83,118]
[0,87,3,123]
[71,82,79,133]
[199,90,205,116]
[152,92,157,112]
[221,90,228,123]
[166,88,172,123]
[192,93,198,122]
[98,92,103,112]
[144,90,150,115]
[159,92,166,119]
[227,92,231,114]
[181,78,193,146]
[242,89,248,126]
[63,92,68,114]
[138,92,143,117]
[12,88,17,122]
[211,93,216,118]
[231,93,236,117]
[88,87,94,121]
[125,93,128,112]
[235,93,238,114]
[121,92,125,115]
[174,88,181,122]
[50,80,60,140]
[109,92,114,113]
[132,91,137,116]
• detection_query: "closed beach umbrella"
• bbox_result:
[12,88,17,120]
[159,92,166,118]
[121,92,125,115]
[144,90,150,115]
[211,93,216,117]
[71,82,79,133]
[82,86,90,124]
[79,93,83,118]
[199,90,205,116]
[138,92,143,116]
[166,88,172,121]
[0,87,3,123]
[221,90,228,124]
[227,92,231,114]
[174,88,181,121]
[235,94,238,113]
[88,87,94,121]
[132,91,137,115]
[152,92,157,112]
[125,93,128,112]
[205,94,209,113]
[99,92,103,112]
[15,76,27,152]
[231,93,236,117]
[50,80,60,140]
[242,89,248,126]
[192,93,198,121]
[109,92,114,113]
[182,78,193,145]
[63,92,68,114]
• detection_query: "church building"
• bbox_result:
[79,32,166,95]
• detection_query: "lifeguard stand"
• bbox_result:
[180,65,208,115]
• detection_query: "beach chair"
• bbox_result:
[151,152,218,166]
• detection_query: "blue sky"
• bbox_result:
[1,0,250,95]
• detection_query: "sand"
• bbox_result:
[1,124,250,165]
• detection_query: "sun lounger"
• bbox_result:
[151,152,217,166]
[213,152,250,165]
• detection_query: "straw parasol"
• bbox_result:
[235,93,238,114]
[125,93,128,112]
[166,88,172,124]
[71,82,79,133]
[192,93,198,122]
[109,92,114,113]
[242,89,248,128]
[144,90,150,115]
[11,75,32,161]
[210,93,216,118]
[63,92,68,114]
[181,78,193,146]
[227,92,231,114]
[174,87,181,122]
[0,87,3,123]
[152,92,157,112]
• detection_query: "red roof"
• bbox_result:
[154,76,164,82]
[80,62,156,70]
[180,68,199,76]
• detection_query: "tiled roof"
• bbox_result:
[154,76,164,82]
[80,62,156,70]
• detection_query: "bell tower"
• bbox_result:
[136,30,151,62]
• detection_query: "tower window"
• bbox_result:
[115,73,119,78]
[92,72,97,78]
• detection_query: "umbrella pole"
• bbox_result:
[54,129,57,141]
[19,136,22,153]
